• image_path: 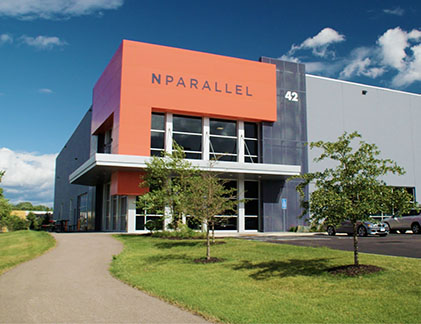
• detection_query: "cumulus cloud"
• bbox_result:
[0,148,57,206]
[0,33,13,45]
[392,44,421,87]
[0,0,124,20]
[378,27,410,69]
[38,88,53,94]
[19,35,67,49]
[383,7,404,16]
[280,26,421,89]
[339,47,385,79]
[289,27,345,58]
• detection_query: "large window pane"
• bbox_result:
[135,216,145,230]
[214,217,237,230]
[214,155,237,162]
[185,152,202,159]
[173,115,202,133]
[245,200,258,215]
[245,156,258,163]
[210,137,236,154]
[151,132,164,149]
[245,139,258,155]
[244,122,258,138]
[245,217,258,230]
[245,181,258,198]
[151,113,165,130]
[173,133,202,152]
[210,119,236,136]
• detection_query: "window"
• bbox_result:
[149,113,260,163]
[119,196,127,231]
[112,196,118,231]
[244,122,259,163]
[104,184,111,231]
[77,193,88,231]
[245,181,259,230]
[151,113,165,156]
[135,196,164,231]
[173,115,202,159]
[214,180,238,230]
[210,119,237,162]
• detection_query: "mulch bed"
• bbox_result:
[328,264,384,276]
[193,257,224,264]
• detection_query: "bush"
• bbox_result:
[0,215,29,231]
[152,224,206,239]
[27,212,42,230]
[145,218,164,232]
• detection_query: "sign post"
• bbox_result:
[281,198,287,232]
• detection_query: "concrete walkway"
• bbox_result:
[0,233,208,323]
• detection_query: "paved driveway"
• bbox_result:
[240,233,421,258]
[0,233,208,323]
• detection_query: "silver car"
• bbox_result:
[327,220,389,237]
[384,213,421,234]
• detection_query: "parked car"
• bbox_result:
[384,213,421,234]
[326,220,389,237]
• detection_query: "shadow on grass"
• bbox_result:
[232,258,332,280]
[146,253,193,264]
[154,241,204,249]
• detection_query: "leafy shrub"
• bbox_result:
[27,212,42,230]
[1,215,29,231]
[145,218,164,232]
[152,224,206,239]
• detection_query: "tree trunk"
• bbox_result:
[206,224,211,260]
[353,222,359,266]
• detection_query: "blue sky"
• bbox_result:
[0,0,420,206]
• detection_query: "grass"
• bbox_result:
[111,235,421,323]
[0,230,56,275]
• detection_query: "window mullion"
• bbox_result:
[238,121,245,163]
[203,117,210,160]
[165,113,173,154]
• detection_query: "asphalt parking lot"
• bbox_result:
[241,233,421,259]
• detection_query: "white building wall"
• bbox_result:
[306,74,421,198]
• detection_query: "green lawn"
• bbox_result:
[111,235,421,323]
[0,230,55,275]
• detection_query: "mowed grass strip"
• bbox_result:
[111,235,421,324]
[0,230,56,275]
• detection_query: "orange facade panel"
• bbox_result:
[120,40,276,122]
[93,40,277,194]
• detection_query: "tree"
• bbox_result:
[138,144,194,230]
[294,132,416,266]
[183,170,239,260]
[0,171,12,223]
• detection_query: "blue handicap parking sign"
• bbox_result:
[281,198,287,210]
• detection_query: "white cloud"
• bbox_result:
[289,27,345,58]
[392,44,421,87]
[0,148,57,206]
[282,26,421,88]
[0,33,13,44]
[38,88,53,94]
[377,27,410,70]
[0,0,124,20]
[383,7,404,16]
[339,47,385,79]
[19,35,67,49]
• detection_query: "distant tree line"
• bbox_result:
[11,201,53,212]
[0,171,53,231]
